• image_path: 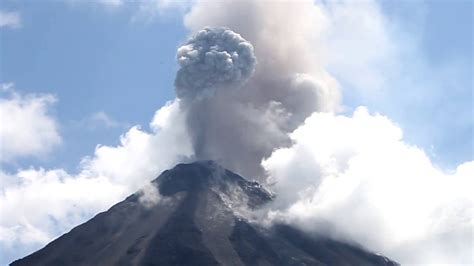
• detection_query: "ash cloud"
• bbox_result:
[175,27,257,100]
[176,10,340,178]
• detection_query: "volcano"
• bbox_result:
[11,161,398,266]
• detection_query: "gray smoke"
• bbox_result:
[176,1,341,179]
[175,27,257,99]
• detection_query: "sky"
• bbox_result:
[0,0,472,264]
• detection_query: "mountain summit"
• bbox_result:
[12,161,398,266]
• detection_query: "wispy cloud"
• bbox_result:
[69,0,189,21]
[85,111,128,130]
[132,0,190,22]
[0,10,21,29]
[68,111,129,131]
[97,0,123,8]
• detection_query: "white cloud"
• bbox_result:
[0,10,21,29]
[89,111,122,128]
[97,0,123,8]
[70,0,123,8]
[0,83,61,162]
[81,100,193,191]
[76,111,128,130]
[132,0,190,22]
[0,168,125,247]
[0,99,193,263]
[70,0,188,20]
[262,107,473,264]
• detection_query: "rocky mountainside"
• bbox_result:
[12,161,398,266]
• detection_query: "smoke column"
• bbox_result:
[176,1,340,178]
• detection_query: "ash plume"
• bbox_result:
[175,27,257,100]
[176,11,340,178]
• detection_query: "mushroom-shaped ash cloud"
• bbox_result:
[175,27,257,100]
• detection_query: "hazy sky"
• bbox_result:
[0,0,472,264]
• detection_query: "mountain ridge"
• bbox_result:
[11,161,398,266]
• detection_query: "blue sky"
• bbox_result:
[383,0,473,166]
[0,0,472,264]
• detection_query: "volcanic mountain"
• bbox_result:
[11,161,398,266]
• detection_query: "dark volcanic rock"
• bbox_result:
[11,161,398,266]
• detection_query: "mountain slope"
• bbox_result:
[11,161,398,266]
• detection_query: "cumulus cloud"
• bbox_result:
[0,100,192,263]
[0,168,125,247]
[0,10,21,29]
[0,83,61,162]
[76,100,193,194]
[262,107,473,264]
